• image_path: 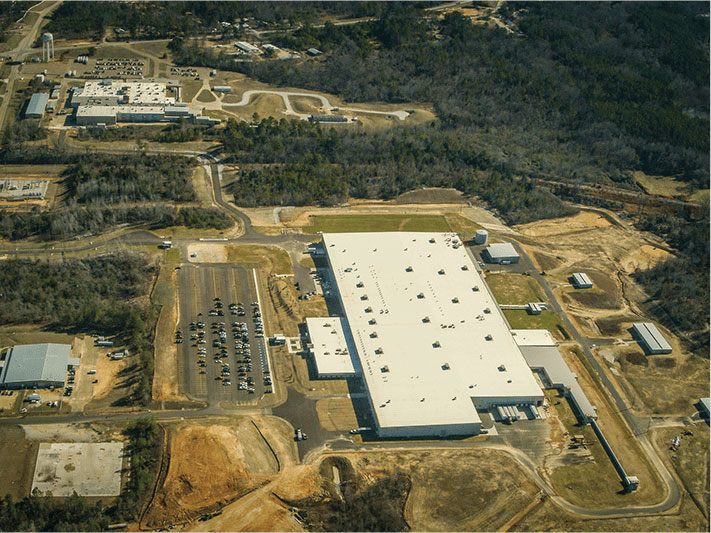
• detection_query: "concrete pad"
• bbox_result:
[32,442,124,496]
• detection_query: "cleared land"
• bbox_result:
[145,419,280,527]
[503,309,569,340]
[302,214,450,234]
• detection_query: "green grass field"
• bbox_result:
[302,214,451,234]
[503,310,569,339]
[485,273,544,304]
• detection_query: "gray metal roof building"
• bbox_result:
[571,272,593,289]
[310,114,348,123]
[518,344,597,423]
[700,398,710,418]
[0,343,72,389]
[632,323,672,355]
[483,242,519,264]
[25,93,49,118]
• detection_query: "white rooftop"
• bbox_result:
[510,329,557,347]
[306,317,358,377]
[485,242,519,259]
[81,80,167,103]
[323,232,543,434]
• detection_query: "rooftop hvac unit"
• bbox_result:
[485,334,493,341]
[498,364,507,372]
[442,363,450,370]
[368,318,377,325]
[364,306,373,313]
[375,347,384,354]
[438,269,446,275]
[381,365,389,373]
[361,294,369,300]
[472,286,479,291]
[417,293,425,299]
[452,297,460,303]
[406,266,413,272]
[461,265,469,270]
[370,332,378,338]
[432,341,441,348]
[422,316,430,323]
[483,307,491,314]
[429,238,436,243]
[356,281,364,288]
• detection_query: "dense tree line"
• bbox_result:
[0,419,162,530]
[0,2,35,43]
[43,1,393,41]
[223,117,575,223]
[0,205,232,241]
[175,3,708,189]
[634,208,709,355]
[62,154,197,205]
[76,123,210,144]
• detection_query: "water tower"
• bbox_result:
[41,32,54,62]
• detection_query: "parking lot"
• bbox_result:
[175,264,272,405]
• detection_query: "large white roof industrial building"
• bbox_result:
[311,232,544,438]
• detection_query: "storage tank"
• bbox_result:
[474,229,488,244]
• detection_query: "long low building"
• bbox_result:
[511,329,597,423]
[632,322,672,355]
[0,344,76,390]
[484,242,520,264]
[319,232,543,438]
[25,93,49,119]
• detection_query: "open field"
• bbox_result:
[315,397,360,432]
[631,170,698,200]
[196,89,216,103]
[0,426,39,499]
[512,492,708,532]
[485,273,544,304]
[503,310,569,340]
[651,423,710,519]
[302,214,451,234]
[181,80,203,102]
[226,244,292,274]
[617,349,709,415]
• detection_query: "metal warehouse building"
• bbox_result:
[25,93,49,118]
[571,272,593,289]
[315,232,544,438]
[483,242,520,264]
[632,323,672,355]
[0,344,76,389]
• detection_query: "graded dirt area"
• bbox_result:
[186,242,228,262]
[146,419,280,527]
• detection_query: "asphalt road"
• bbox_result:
[176,263,272,405]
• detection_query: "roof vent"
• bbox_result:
[485,334,493,341]
[381,365,389,373]
[442,363,450,370]
[422,316,430,323]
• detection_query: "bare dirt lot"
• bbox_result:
[146,419,281,527]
